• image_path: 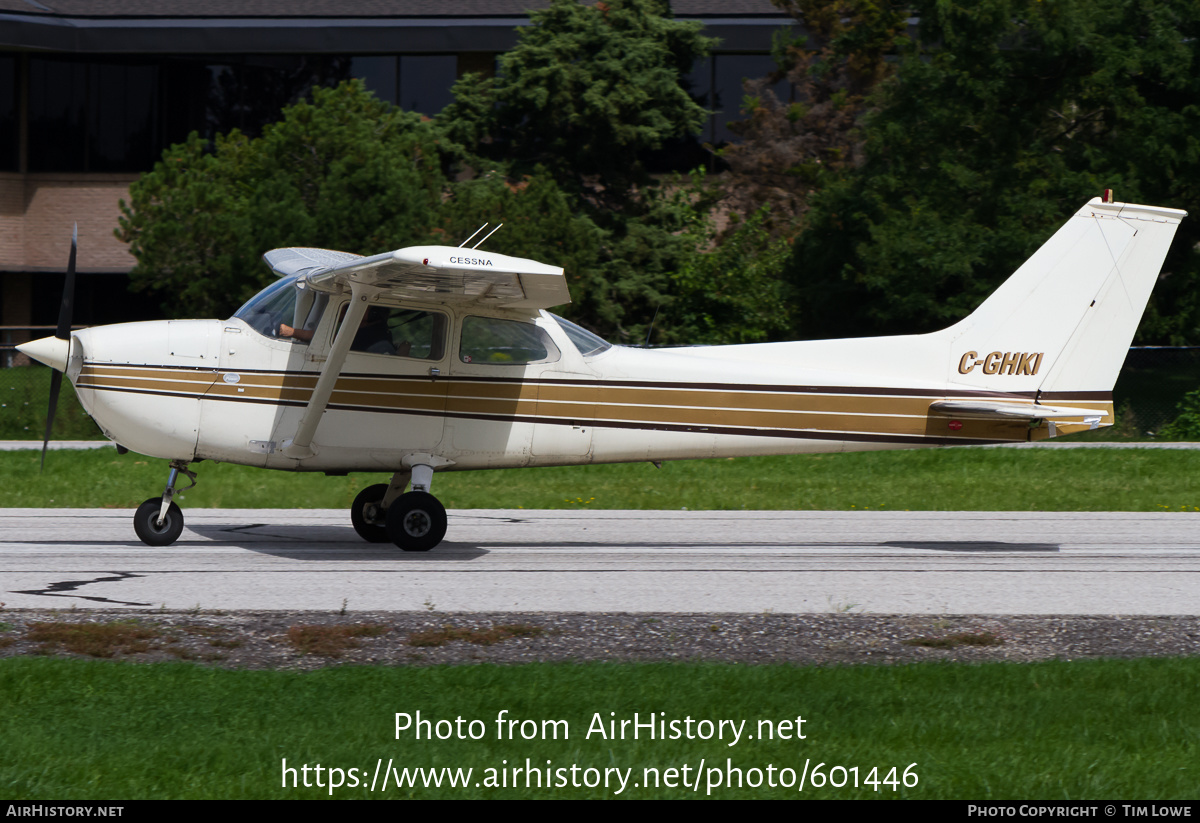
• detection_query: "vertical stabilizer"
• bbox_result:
[945,198,1185,394]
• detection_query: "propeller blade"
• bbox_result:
[40,370,62,472]
[55,224,77,341]
[41,224,77,472]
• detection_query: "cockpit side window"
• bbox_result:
[233,277,296,338]
[232,276,328,344]
[459,316,560,365]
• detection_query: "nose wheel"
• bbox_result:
[134,461,196,546]
[133,498,184,546]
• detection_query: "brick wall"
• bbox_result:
[0,172,137,272]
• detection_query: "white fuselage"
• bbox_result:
[64,300,1100,475]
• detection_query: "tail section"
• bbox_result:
[945,198,1186,394]
[672,197,1185,424]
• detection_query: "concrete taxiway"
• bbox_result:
[2,508,1198,614]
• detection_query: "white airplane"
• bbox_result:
[17,195,1186,550]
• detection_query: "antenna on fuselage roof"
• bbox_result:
[472,223,503,249]
[459,223,488,248]
[644,303,661,347]
[457,222,504,250]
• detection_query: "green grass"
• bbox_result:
[4,446,1200,511]
[1,656,1196,799]
[0,365,104,440]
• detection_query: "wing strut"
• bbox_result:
[281,283,375,459]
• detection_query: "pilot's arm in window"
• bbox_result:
[278,323,313,342]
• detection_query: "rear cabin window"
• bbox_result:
[551,313,611,356]
[335,305,447,359]
[459,316,559,365]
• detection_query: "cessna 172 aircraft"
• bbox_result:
[17,195,1186,550]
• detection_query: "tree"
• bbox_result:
[668,202,793,345]
[118,81,449,318]
[440,0,731,344]
[716,0,908,233]
[439,0,715,204]
[784,0,1200,343]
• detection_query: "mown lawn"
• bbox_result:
[3,445,1200,511]
[2,655,1196,799]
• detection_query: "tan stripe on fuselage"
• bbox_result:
[76,363,1109,442]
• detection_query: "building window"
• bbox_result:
[398,55,456,113]
[350,54,457,113]
[0,56,16,171]
[28,57,162,173]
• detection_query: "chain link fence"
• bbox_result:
[1,342,1198,442]
[1107,347,1200,439]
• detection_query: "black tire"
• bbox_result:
[350,483,391,543]
[385,491,447,552]
[133,498,184,546]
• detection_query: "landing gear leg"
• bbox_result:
[133,460,196,547]
[385,463,447,552]
[350,471,410,543]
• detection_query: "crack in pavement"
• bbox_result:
[11,572,153,606]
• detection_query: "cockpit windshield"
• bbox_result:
[551,314,612,356]
[233,275,328,343]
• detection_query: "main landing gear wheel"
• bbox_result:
[350,483,391,543]
[385,491,447,552]
[133,498,184,546]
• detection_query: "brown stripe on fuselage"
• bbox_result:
[77,362,1111,444]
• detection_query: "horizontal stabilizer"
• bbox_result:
[930,400,1103,421]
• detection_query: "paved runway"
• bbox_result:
[3,508,1198,614]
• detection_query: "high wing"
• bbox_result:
[263,245,570,310]
[929,400,1103,421]
[262,244,569,460]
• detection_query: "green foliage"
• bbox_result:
[118,81,450,319]
[108,1,812,349]
[439,0,715,200]
[1159,389,1200,440]
[787,0,1200,342]
[109,0,1200,349]
[434,0,735,345]
[668,203,792,345]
